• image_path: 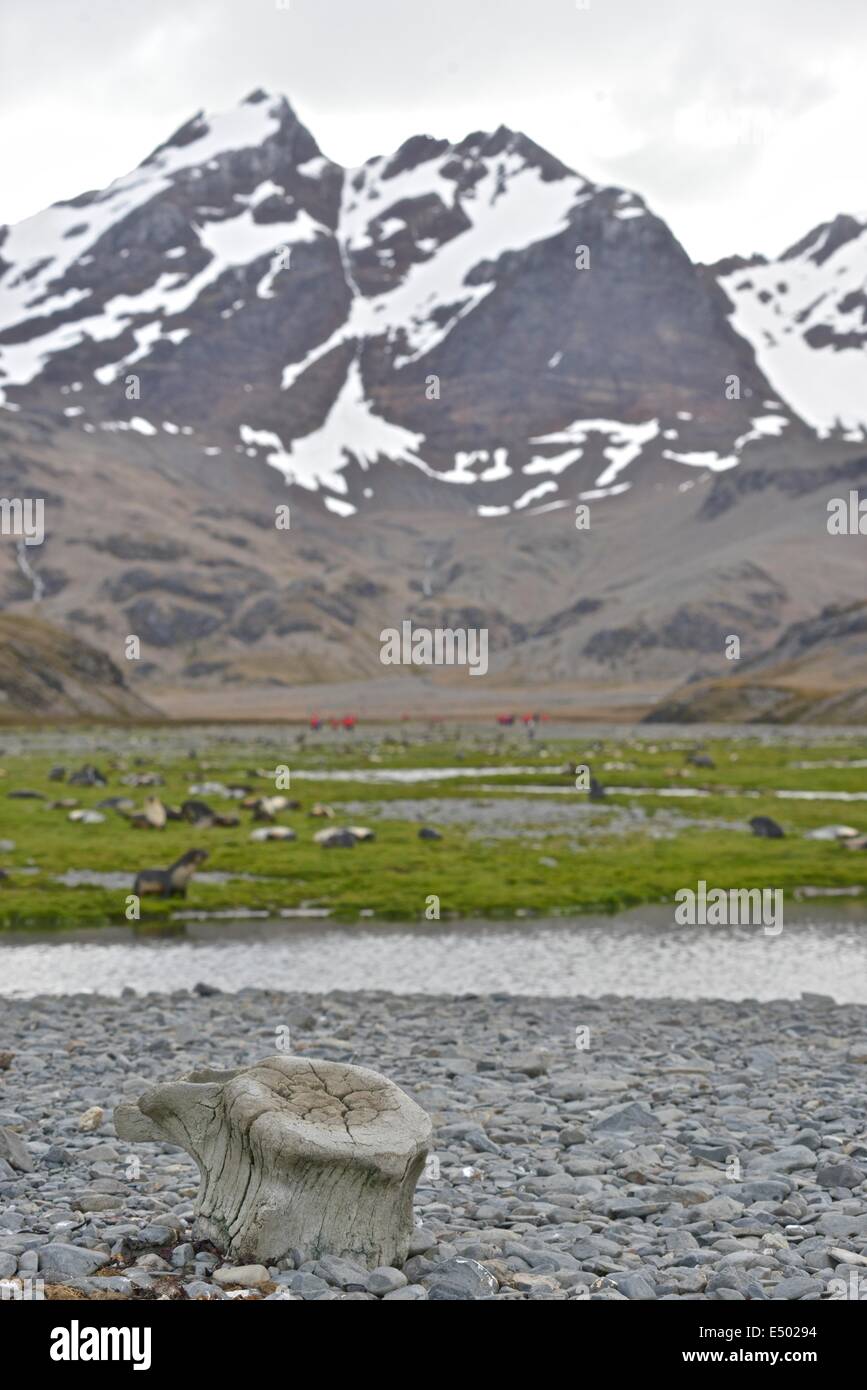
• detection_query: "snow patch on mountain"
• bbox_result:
[145,97,284,180]
[733,413,789,450]
[343,151,589,367]
[235,179,287,208]
[297,156,333,179]
[662,448,738,470]
[514,481,559,509]
[529,417,660,487]
[279,142,590,391]
[0,97,286,332]
[0,206,323,397]
[0,93,308,402]
[243,359,425,492]
[578,481,632,501]
[522,448,584,477]
[718,217,867,436]
[98,415,158,435]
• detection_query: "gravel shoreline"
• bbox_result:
[1,988,866,1301]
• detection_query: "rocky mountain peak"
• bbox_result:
[781,211,866,267]
[2,90,865,710]
[1,87,858,522]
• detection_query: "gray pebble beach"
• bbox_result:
[2,987,866,1301]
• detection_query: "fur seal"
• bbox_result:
[133,848,209,898]
[68,764,107,787]
[687,752,715,769]
[749,816,785,839]
[314,828,356,848]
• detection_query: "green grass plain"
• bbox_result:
[0,730,865,930]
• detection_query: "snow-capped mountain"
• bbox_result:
[716,214,867,439]
[0,89,808,519]
[2,89,867,713]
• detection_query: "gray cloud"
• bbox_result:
[1,0,864,259]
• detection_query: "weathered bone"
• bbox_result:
[115,1056,431,1268]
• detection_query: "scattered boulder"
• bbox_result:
[39,1244,107,1282]
[602,1271,658,1300]
[510,1052,549,1077]
[0,1125,33,1171]
[422,1257,498,1301]
[748,1144,816,1173]
[365,1266,408,1295]
[313,1254,368,1289]
[213,1264,271,1289]
[594,1102,662,1133]
[816,1161,864,1188]
[77,1106,104,1133]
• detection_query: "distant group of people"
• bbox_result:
[307,712,548,730]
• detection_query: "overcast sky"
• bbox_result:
[1,0,864,261]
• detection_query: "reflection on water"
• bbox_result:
[1,904,866,1002]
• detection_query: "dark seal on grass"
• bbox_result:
[750,816,785,839]
[134,848,209,898]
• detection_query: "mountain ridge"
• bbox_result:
[1,87,814,518]
[2,90,866,718]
